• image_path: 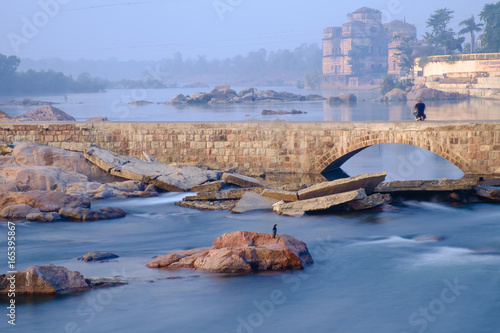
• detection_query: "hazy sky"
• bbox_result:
[0,0,491,61]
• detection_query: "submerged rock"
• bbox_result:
[78,252,119,262]
[146,231,313,274]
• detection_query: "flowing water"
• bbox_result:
[0,87,499,333]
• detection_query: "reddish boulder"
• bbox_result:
[146,231,313,274]
[13,105,76,121]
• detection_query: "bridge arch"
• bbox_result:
[318,133,468,174]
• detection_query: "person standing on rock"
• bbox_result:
[272,224,277,238]
[414,98,426,121]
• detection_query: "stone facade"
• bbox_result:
[0,122,498,176]
[322,7,416,79]
[414,53,500,98]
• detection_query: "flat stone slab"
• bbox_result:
[274,189,367,215]
[84,145,220,192]
[175,200,239,211]
[231,192,280,214]
[261,189,298,202]
[298,172,386,200]
[221,173,264,188]
[349,193,391,211]
[475,185,500,201]
[374,178,480,193]
[183,188,263,201]
[190,180,226,193]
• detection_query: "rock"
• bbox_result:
[338,93,357,103]
[406,87,467,100]
[239,87,255,96]
[169,94,187,104]
[0,143,13,155]
[240,92,254,102]
[274,189,367,216]
[13,143,117,183]
[146,231,313,273]
[221,172,264,188]
[66,180,156,200]
[85,117,108,122]
[26,212,61,222]
[146,248,211,268]
[261,109,307,115]
[0,184,19,193]
[0,165,88,191]
[84,145,220,192]
[0,110,11,122]
[298,172,387,200]
[475,185,500,201]
[78,252,119,262]
[210,85,237,100]
[231,192,280,214]
[0,191,90,218]
[305,94,326,101]
[13,105,76,122]
[142,151,156,162]
[184,188,263,201]
[261,189,298,202]
[128,100,153,106]
[374,178,479,193]
[349,193,391,210]
[187,92,212,104]
[0,264,89,295]
[413,235,443,242]
[327,96,343,105]
[190,180,225,193]
[383,88,407,102]
[0,203,41,219]
[85,277,127,288]
[58,207,127,221]
[175,200,239,211]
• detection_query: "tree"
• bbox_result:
[480,2,500,52]
[393,34,418,76]
[426,8,464,54]
[458,15,483,53]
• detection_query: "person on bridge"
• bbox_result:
[414,98,426,121]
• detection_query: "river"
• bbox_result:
[0,87,499,333]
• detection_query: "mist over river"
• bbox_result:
[0,87,499,333]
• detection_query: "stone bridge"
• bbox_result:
[0,122,498,176]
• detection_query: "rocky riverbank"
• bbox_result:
[162,85,325,105]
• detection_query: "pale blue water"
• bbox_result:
[0,88,499,333]
[1,87,500,122]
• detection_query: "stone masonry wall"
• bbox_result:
[0,122,498,176]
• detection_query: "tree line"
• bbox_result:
[394,1,500,76]
[0,54,107,96]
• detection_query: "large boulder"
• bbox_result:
[338,93,357,104]
[0,190,90,212]
[147,231,313,274]
[0,264,89,295]
[13,105,76,121]
[0,110,11,122]
[0,165,87,192]
[12,143,118,183]
[406,87,467,100]
[383,88,407,102]
[77,252,119,262]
